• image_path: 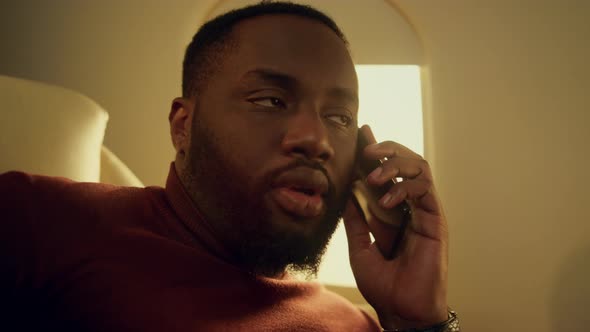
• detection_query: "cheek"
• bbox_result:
[331,140,357,189]
[221,114,284,166]
[216,125,279,184]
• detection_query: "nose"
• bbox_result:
[281,108,335,162]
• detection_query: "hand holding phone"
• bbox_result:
[350,128,412,260]
[343,125,449,328]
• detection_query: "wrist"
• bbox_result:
[381,310,459,332]
[379,308,447,330]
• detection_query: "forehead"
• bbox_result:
[222,14,357,93]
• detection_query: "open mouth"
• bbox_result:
[270,167,329,218]
[271,187,324,218]
[290,186,317,196]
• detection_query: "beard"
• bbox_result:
[180,117,353,278]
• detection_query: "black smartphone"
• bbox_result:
[350,131,412,260]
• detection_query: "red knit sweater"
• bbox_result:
[0,165,379,331]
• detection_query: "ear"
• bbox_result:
[169,97,193,156]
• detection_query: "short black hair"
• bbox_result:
[182,1,348,98]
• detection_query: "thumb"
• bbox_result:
[342,198,372,256]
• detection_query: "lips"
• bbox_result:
[270,167,329,218]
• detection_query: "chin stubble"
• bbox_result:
[184,116,354,278]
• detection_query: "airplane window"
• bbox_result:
[317,64,424,286]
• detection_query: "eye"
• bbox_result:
[326,114,353,127]
[249,97,286,109]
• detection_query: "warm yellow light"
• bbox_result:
[317,65,424,286]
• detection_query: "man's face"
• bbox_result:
[181,15,359,277]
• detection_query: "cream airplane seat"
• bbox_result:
[0,75,143,187]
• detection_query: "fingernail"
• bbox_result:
[380,193,392,206]
[380,191,398,207]
[368,167,382,180]
[365,143,379,151]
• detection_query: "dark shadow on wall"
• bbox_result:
[550,244,590,331]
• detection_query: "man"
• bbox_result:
[1,2,457,331]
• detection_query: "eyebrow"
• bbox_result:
[240,68,358,106]
[240,68,298,90]
[326,86,359,107]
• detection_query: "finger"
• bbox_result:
[342,198,372,255]
[367,157,421,185]
[364,142,432,183]
[380,178,430,207]
[364,140,423,161]
[359,124,377,145]
[411,208,448,241]
[380,179,441,214]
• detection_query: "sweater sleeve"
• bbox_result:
[0,171,39,321]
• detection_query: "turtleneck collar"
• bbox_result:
[163,162,234,262]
